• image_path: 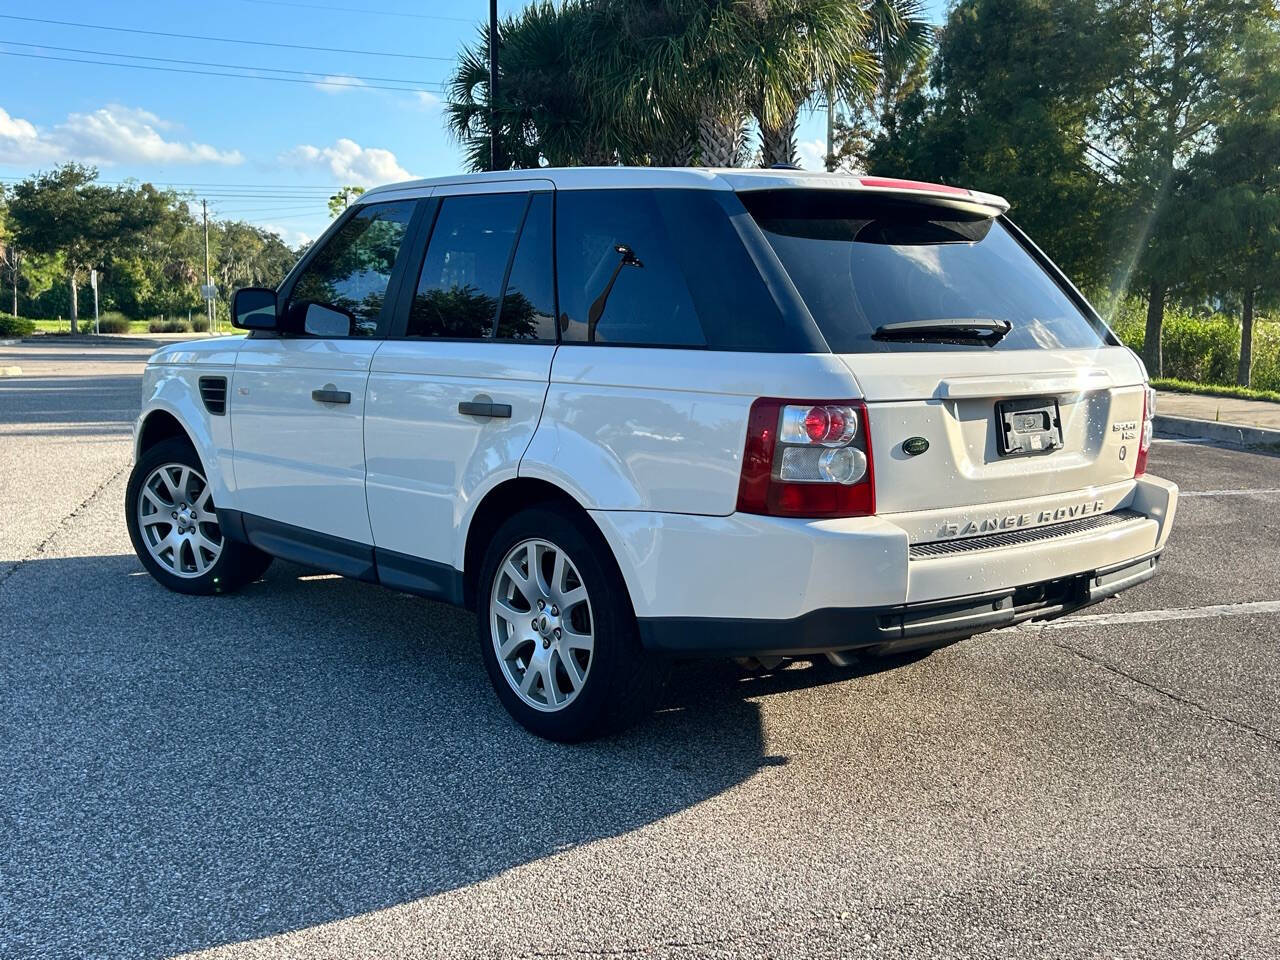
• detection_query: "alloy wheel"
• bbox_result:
[490,537,595,712]
[136,463,223,578]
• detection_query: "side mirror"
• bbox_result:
[231,287,278,331]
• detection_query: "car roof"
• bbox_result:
[358,166,1010,214]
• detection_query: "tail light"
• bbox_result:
[737,399,875,518]
[1134,384,1155,477]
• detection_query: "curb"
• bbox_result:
[1154,414,1280,450]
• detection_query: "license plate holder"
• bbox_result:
[996,397,1062,457]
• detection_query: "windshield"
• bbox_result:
[740,190,1112,353]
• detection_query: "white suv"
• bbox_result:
[126,167,1178,741]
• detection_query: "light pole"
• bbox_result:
[489,0,500,171]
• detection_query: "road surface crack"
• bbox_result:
[1056,641,1280,749]
[0,460,130,591]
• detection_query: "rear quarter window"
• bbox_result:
[740,190,1111,353]
[555,188,812,351]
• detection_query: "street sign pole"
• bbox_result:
[90,268,99,336]
[203,199,213,333]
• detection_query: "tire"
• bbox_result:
[125,437,272,596]
[476,502,667,742]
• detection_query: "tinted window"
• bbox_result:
[556,189,704,346]
[407,193,526,339]
[286,200,414,337]
[496,192,556,341]
[741,190,1109,353]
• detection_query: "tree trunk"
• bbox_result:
[696,111,745,167]
[69,269,79,336]
[1142,280,1164,378]
[759,109,798,167]
[1237,286,1255,387]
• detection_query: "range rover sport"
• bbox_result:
[125,167,1178,741]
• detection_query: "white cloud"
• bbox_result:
[0,107,59,165]
[414,91,441,110]
[280,137,412,185]
[0,103,241,167]
[261,224,314,248]
[315,75,368,94]
[796,138,828,172]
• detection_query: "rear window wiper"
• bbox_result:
[873,318,1012,345]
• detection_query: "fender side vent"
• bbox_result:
[199,376,228,416]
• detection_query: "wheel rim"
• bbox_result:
[136,462,223,579]
[490,537,595,713]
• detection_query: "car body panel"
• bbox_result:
[521,347,859,515]
[229,337,379,545]
[365,340,556,568]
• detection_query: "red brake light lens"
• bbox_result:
[737,398,875,519]
[858,177,971,197]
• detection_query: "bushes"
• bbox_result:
[191,315,209,333]
[0,316,37,338]
[95,312,133,334]
[148,318,192,333]
[1105,296,1280,392]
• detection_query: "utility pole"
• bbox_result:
[826,82,836,172]
[202,199,213,334]
[489,0,500,172]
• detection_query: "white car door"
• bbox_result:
[229,198,422,577]
[364,181,558,600]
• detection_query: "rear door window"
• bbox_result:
[407,193,527,339]
[740,190,1110,353]
[496,192,557,341]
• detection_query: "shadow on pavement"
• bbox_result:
[0,554,869,959]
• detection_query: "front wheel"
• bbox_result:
[477,504,666,742]
[125,437,272,596]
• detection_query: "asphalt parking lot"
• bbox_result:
[2,338,1278,960]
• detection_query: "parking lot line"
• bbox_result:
[1031,598,1280,630]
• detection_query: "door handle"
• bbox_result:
[458,400,512,419]
[312,388,351,404]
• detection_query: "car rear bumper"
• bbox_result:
[591,474,1177,657]
[635,551,1159,657]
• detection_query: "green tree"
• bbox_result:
[0,185,18,318]
[864,0,1126,288]
[328,186,366,218]
[8,164,169,333]
[1178,22,1280,385]
[1098,0,1264,375]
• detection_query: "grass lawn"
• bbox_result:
[30,318,154,335]
[1153,377,1280,405]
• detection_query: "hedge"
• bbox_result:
[0,316,37,338]
[1105,298,1280,393]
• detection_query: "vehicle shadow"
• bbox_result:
[1,554,877,959]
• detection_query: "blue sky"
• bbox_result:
[0,0,945,246]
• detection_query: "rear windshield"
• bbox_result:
[741,190,1111,353]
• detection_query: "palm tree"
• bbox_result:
[750,0,931,168]
[446,2,629,169]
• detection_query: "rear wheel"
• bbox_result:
[477,504,665,742]
[125,437,272,595]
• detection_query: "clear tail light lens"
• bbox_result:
[737,399,875,518]
[1135,384,1155,477]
